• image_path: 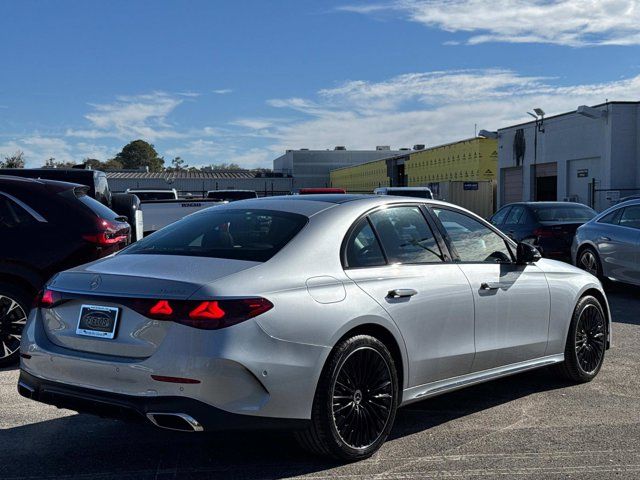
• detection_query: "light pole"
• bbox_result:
[527,108,545,201]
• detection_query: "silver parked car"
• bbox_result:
[19,195,611,461]
[572,199,640,286]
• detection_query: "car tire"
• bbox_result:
[0,282,31,367]
[556,295,606,383]
[577,246,602,279]
[111,193,141,240]
[295,335,399,461]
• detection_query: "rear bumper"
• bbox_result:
[18,370,309,432]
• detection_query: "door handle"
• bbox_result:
[387,289,417,298]
[480,282,502,291]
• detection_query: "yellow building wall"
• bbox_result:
[330,158,390,192]
[406,138,497,185]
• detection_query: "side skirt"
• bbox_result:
[400,354,565,406]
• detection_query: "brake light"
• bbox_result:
[83,219,128,246]
[189,301,225,320]
[533,227,555,238]
[35,288,63,308]
[133,297,273,330]
[149,300,173,316]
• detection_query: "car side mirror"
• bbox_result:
[516,242,541,264]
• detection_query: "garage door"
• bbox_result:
[502,167,523,204]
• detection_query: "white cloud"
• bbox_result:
[340,0,640,46]
[231,118,276,130]
[212,89,233,95]
[66,91,186,141]
[262,69,640,152]
[165,139,223,158]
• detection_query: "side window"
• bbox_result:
[620,206,640,229]
[344,219,386,268]
[598,208,622,226]
[369,206,443,264]
[504,205,526,225]
[433,208,513,263]
[0,195,38,228]
[490,206,510,226]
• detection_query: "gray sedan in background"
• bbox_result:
[20,195,610,461]
[572,199,640,286]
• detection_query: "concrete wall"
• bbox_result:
[273,149,404,189]
[107,176,294,196]
[497,102,640,211]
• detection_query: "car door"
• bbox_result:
[343,205,475,387]
[605,205,640,284]
[430,206,551,372]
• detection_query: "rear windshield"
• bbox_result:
[123,208,308,262]
[386,190,433,199]
[131,191,176,201]
[531,204,596,222]
[76,193,120,220]
[207,191,257,201]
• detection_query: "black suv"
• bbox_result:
[0,176,130,366]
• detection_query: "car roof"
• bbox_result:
[0,175,82,193]
[209,194,461,217]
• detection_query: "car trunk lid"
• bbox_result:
[41,254,259,358]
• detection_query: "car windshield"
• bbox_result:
[531,204,596,222]
[123,208,308,262]
[76,193,120,220]
[131,191,176,201]
[207,191,257,201]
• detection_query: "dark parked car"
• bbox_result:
[0,176,130,366]
[0,168,142,240]
[490,202,597,260]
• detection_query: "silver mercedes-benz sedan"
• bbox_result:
[572,199,640,286]
[19,195,611,461]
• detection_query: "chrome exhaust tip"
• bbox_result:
[146,412,204,432]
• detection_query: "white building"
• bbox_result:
[272,146,407,189]
[496,101,640,211]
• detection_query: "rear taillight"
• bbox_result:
[34,288,63,309]
[533,227,555,239]
[141,297,273,330]
[83,219,128,246]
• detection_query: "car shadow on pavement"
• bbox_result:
[605,282,640,326]
[392,367,570,440]
[0,368,572,480]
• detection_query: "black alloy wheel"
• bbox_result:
[296,335,399,461]
[556,295,607,383]
[574,303,606,375]
[331,346,394,450]
[0,288,29,367]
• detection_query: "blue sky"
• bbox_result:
[1,0,640,168]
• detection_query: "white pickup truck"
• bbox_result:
[125,189,224,236]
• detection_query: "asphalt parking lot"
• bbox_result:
[1,284,639,480]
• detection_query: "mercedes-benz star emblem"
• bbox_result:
[89,275,102,291]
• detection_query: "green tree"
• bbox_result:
[169,156,188,171]
[43,157,77,168]
[1,150,26,168]
[83,158,103,170]
[102,158,123,170]
[114,140,164,172]
[204,162,241,171]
